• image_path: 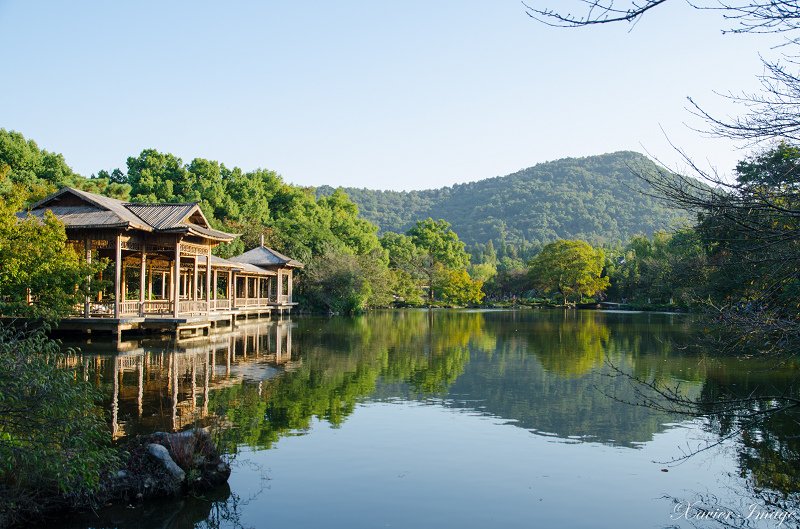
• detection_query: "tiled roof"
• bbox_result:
[19,206,130,229]
[31,188,152,230]
[237,262,278,276]
[27,187,236,241]
[125,203,199,230]
[229,246,304,268]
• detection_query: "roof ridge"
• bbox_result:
[124,201,199,207]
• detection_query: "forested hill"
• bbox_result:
[318,152,689,252]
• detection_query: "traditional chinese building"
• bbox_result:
[22,187,303,338]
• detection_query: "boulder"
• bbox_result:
[146,442,186,488]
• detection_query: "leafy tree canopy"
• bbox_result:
[528,240,610,305]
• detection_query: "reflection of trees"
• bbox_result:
[77,308,800,489]
[446,311,708,446]
[61,483,248,529]
[376,310,483,393]
[211,311,482,451]
[697,362,800,502]
[524,310,610,377]
[648,362,800,525]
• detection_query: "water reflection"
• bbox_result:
[63,320,295,439]
[66,311,711,448]
[59,310,800,529]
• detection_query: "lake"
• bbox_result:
[57,310,800,529]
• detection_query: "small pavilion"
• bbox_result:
[20,187,303,337]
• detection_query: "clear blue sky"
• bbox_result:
[0,1,779,190]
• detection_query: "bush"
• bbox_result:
[0,325,119,526]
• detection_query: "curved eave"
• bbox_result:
[185,227,237,242]
[160,226,237,242]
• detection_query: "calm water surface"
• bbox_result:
[57,310,800,529]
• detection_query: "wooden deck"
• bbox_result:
[56,301,298,340]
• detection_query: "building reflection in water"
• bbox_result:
[63,319,296,440]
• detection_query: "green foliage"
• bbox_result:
[484,256,529,300]
[379,219,480,304]
[407,218,470,270]
[0,185,105,322]
[735,142,800,187]
[301,250,393,313]
[697,143,800,323]
[0,129,130,202]
[528,240,610,304]
[319,152,689,255]
[0,327,119,525]
[438,268,485,306]
[404,218,472,302]
[606,229,708,307]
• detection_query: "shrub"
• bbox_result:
[0,325,119,526]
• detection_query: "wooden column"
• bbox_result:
[213,270,218,301]
[121,267,126,303]
[206,253,212,314]
[231,272,237,308]
[256,277,261,307]
[229,270,234,308]
[84,238,92,318]
[114,234,122,318]
[287,270,293,303]
[139,249,146,315]
[173,240,181,318]
[162,272,167,300]
[276,271,283,304]
[193,257,199,301]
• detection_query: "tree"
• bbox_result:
[438,269,485,306]
[407,218,471,302]
[606,229,708,306]
[300,250,393,314]
[380,232,427,305]
[524,1,800,33]
[528,240,610,305]
[0,181,104,322]
[524,2,800,147]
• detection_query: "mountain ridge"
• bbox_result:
[318,151,689,253]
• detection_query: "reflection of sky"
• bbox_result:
[232,402,741,529]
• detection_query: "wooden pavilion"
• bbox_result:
[22,187,303,338]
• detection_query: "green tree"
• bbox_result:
[528,240,610,305]
[380,232,426,304]
[407,218,471,302]
[0,183,104,322]
[301,250,393,314]
[438,269,485,306]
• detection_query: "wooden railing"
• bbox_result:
[72,296,292,319]
[235,298,263,307]
[178,300,208,315]
[80,301,114,317]
[120,301,141,316]
[210,299,231,311]
[142,300,172,315]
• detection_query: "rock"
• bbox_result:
[116,470,129,479]
[146,443,186,485]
